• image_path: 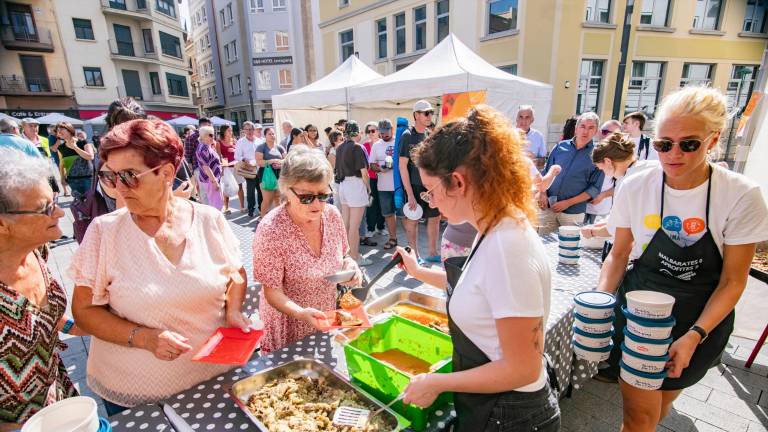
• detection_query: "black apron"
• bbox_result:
[606,165,733,389]
[444,236,559,431]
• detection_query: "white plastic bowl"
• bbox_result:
[22,396,99,432]
[559,225,581,238]
[574,291,616,319]
[626,290,676,319]
[574,312,613,334]
[581,236,610,249]
[559,256,580,265]
[573,326,613,348]
[620,360,666,390]
[623,327,672,356]
[574,340,612,362]
[621,342,669,373]
[558,239,580,248]
[623,306,675,339]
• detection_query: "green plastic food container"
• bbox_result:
[344,315,454,431]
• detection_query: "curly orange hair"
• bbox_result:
[413,104,536,233]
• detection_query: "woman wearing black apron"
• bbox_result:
[395,106,560,431]
[596,87,768,431]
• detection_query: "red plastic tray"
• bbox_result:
[318,306,372,331]
[192,327,264,365]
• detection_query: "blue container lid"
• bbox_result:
[621,306,676,327]
[573,339,613,353]
[573,325,613,339]
[558,234,580,241]
[620,342,670,361]
[622,327,673,345]
[574,312,614,324]
[619,360,667,379]
[574,291,616,309]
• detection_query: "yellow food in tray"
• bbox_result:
[388,304,449,333]
[371,349,432,376]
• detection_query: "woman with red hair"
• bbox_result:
[68,119,251,416]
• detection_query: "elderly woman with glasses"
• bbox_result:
[69,119,251,416]
[253,147,362,353]
[0,151,86,429]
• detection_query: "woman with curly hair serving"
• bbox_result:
[397,105,560,431]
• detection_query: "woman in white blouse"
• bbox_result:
[70,119,251,416]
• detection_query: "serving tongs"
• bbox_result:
[332,392,406,428]
[339,247,412,304]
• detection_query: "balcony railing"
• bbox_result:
[0,76,67,96]
[116,85,164,103]
[108,38,158,60]
[0,25,54,52]
[100,0,151,18]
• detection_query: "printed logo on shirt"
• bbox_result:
[643,214,661,230]
[657,252,703,281]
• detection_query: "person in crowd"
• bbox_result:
[279,120,293,149]
[362,121,386,241]
[69,119,250,416]
[236,121,262,218]
[517,105,547,170]
[395,105,559,431]
[583,120,624,225]
[0,118,40,158]
[106,97,146,130]
[20,118,49,157]
[400,100,442,263]
[182,125,196,141]
[336,119,347,133]
[327,130,344,209]
[184,117,211,196]
[623,111,657,161]
[57,122,95,199]
[600,119,622,139]
[561,115,578,141]
[76,130,88,143]
[287,127,305,152]
[256,127,287,218]
[253,148,362,353]
[538,112,604,234]
[195,125,223,210]
[324,126,333,143]
[335,120,373,266]
[0,151,86,428]
[370,119,398,249]
[597,86,768,430]
[217,124,244,214]
[304,124,321,149]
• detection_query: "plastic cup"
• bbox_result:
[621,342,669,373]
[620,360,666,390]
[626,290,675,320]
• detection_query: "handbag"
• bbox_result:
[235,160,259,179]
[260,165,278,191]
[66,156,94,181]
[71,174,109,244]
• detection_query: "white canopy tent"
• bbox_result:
[36,113,84,126]
[85,113,107,125]
[166,115,199,127]
[0,112,21,123]
[209,116,235,126]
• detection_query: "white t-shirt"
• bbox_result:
[608,164,768,259]
[370,138,396,191]
[234,136,263,164]
[586,175,614,216]
[450,217,551,392]
[631,135,659,161]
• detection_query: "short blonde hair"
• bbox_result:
[199,125,215,138]
[655,86,728,135]
[278,147,333,196]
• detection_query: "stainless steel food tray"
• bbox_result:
[228,358,403,431]
[365,288,446,317]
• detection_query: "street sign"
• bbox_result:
[252,56,293,66]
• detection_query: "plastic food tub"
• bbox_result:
[573,326,613,348]
[573,340,612,362]
[623,327,672,356]
[620,360,667,390]
[581,236,610,249]
[626,290,676,319]
[574,291,616,319]
[559,226,581,238]
[559,255,580,265]
[558,246,581,257]
[622,306,675,339]
[22,396,99,432]
[620,342,669,373]
[574,312,613,334]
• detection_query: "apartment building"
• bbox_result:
[316,0,767,143]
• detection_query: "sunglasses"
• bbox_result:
[652,132,716,153]
[4,194,59,217]
[290,187,332,205]
[366,129,377,134]
[98,164,163,189]
[418,111,434,117]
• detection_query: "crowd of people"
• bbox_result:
[1,85,767,432]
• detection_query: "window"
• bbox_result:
[159,32,182,58]
[205,87,211,102]
[640,0,671,26]
[340,0,350,7]
[149,72,161,94]
[256,69,271,90]
[577,60,604,114]
[73,18,94,40]
[8,3,38,41]
[279,68,293,89]
[231,112,239,126]
[250,0,264,13]
[205,34,210,47]
[234,74,241,94]
[137,0,146,9]
[166,73,188,97]
[340,29,354,61]
[585,0,611,23]
[487,0,518,35]
[156,0,176,18]
[227,76,234,95]
[727,65,759,111]
[225,3,234,26]
[201,6,207,21]
[680,63,713,87]
[212,84,218,99]
[626,61,664,117]
[224,40,238,63]
[275,31,289,51]
[142,29,154,53]
[498,64,517,75]
[83,67,103,86]
[395,13,406,55]
[113,24,134,56]
[208,61,214,76]
[414,6,427,51]
[195,11,201,25]
[109,0,127,10]
[219,9,226,27]
[692,0,722,30]
[743,0,767,33]
[253,31,267,53]
[203,62,209,78]
[272,0,286,12]
[436,0,450,43]
[376,19,387,59]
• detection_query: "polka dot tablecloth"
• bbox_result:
[110,233,603,431]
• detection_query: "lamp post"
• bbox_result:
[247,76,255,121]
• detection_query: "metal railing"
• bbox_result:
[0,25,54,51]
[100,0,151,16]
[108,38,158,60]
[0,76,66,95]
[116,84,164,102]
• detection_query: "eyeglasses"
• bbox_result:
[418,110,434,117]
[98,164,163,189]
[601,128,614,135]
[366,129,377,134]
[3,194,59,217]
[290,187,333,205]
[419,182,443,204]
[652,132,716,153]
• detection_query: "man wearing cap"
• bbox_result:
[399,100,441,263]
[0,118,40,158]
[516,105,547,170]
[370,119,398,249]
[236,121,264,217]
[20,118,50,158]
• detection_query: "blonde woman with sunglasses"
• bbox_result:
[596,86,768,431]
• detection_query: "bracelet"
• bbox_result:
[61,319,74,334]
[127,325,143,348]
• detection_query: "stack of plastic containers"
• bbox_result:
[619,290,676,390]
[573,291,615,362]
[558,226,581,265]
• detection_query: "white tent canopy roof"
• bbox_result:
[85,113,108,125]
[35,113,84,126]
[166,115,199,126]
[209,116,235,126]
[0,113,21,123]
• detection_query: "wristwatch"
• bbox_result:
[689,325,708,344]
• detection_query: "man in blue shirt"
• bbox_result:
[516,105,547,169]
[0,118,41,158]
[538,112,604,234]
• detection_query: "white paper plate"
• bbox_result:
[402,204,424,220]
